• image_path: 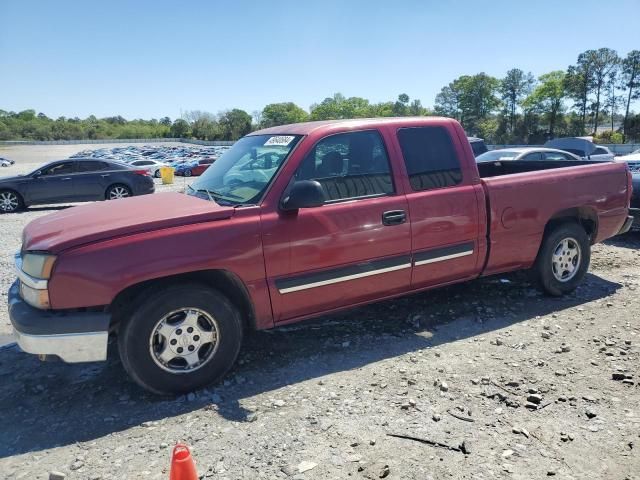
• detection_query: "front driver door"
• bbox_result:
[261,129,412,322]
[27,161,77,204]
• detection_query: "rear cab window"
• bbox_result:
[396,126,462,191]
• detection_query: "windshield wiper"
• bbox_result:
[187,185,240,206]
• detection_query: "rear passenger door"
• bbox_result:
[74,161,111,200]
[261,129,412,321]
[394,126,482,289]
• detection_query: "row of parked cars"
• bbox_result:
[71,145,231,177]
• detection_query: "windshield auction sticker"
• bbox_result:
[264,135,295,146]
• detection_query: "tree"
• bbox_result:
[434,81,463,120]
[170,118,190,137]
[621,50,640,142]
[500,68,535,134]
[260,102,309,128]
[309,93,372,120]
[565,54,595,134]
[604,68,622,132]
[586,48,619,133]
[159,116,172,126]
[191,117,218,140]
[393,93,410,116]
[524,71,566,138]
[218,109,252,140]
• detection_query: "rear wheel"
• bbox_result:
[0,190,24,213]
[117,284,243,394]
[183,169,192,177]
[106,184,132,200]
[534,222,590,296]
[154,169,161,178]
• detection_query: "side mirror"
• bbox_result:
[281,180,325,211]
[32,170,42,178]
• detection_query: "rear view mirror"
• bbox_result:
[281,180,325,211]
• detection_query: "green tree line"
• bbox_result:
[2,47,639,143]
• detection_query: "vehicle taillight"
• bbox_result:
[134,169,150,176]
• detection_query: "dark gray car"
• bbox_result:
[0,158,155,213]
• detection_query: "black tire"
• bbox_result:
[184,169,192,177]
[534,221,590,296]
[154,169,161,178]
[105,184,132,200]
[0,189,24,213]
[117,284,243,395]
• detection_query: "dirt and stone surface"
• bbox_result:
[0,145,639,479]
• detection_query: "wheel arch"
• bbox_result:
[108,269,256,333]
[546,206,598,244]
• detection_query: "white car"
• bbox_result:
[1,157,15,167]
[476,147,582,162]
[544,138,614,161]
[615,148,640,172]
[128,159,167,178]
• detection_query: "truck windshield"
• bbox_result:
[188,134,302,205]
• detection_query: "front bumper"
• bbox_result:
[8,282,110,363]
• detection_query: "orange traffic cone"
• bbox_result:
[169,443,198,480]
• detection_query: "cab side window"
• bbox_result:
[42,162,74,176]
[397,127,462,191]
[296,130,394,202]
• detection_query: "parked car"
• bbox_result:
[9,117,632,394]
[1,157,15,167]
[467,137,488,157]
[615,148,640,172]
[544,138,615,161]
[174,159,214,177]
[476,147,582,163]
[630,172,640,228]
[0,158,154,213]
[128,159,167,178]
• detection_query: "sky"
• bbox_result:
[1,0,639,120]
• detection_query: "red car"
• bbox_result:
[10,117,633,394]
[176,158,214,177]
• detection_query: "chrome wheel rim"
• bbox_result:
[551,237,581,282]
[0,192,18,212]
[109,186,129,199]
[149,308,220,373]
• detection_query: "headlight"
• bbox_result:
[22,253,57,279]
[20,282,51,309]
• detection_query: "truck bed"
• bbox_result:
[477,160,629,277]
[477,160,606,178]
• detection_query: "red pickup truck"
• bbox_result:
[10,117,633,394]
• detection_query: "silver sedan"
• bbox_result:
[476,147,582,163]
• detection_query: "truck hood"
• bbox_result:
[23,192,235,253]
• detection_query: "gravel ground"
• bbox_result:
[0,145,639,479]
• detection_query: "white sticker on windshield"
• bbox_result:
[264,135,295,146]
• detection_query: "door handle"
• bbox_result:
[101,174,110,178]
[61,177,72,181]
[382,210,407,226]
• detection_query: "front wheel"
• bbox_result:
[534,222,590,296]
[0,190,24,213]
[183,169,192,177]
[154,169,161,178]
[117,284,243,394]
